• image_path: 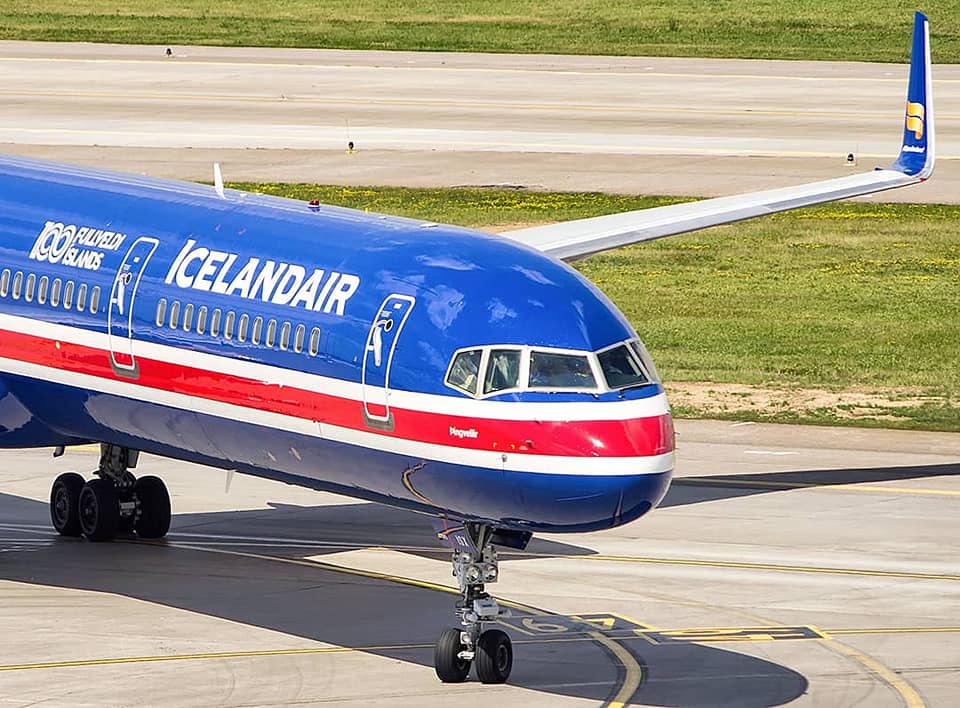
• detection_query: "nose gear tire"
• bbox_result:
[475,629,513,684]
[435,627,471,683]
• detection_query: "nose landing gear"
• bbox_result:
[49,444,171,542]
[433,522,523,684]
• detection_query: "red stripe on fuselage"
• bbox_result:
[0,326,674,458]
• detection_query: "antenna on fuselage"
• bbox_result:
[213,162,225,199]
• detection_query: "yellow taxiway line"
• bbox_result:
[575,554,960,582]
[825,639,926,708]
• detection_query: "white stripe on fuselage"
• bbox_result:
[0,353,674,477]
[0,311,670,421]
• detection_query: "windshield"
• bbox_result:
[598,343,649,389]
[529,351,596,389]
[484,349,522,394]
[446,349,482,395]
[444,340,656,398]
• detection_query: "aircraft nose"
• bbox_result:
[511,409,675,531]
[528,411,675,458]
[614,464,674,525]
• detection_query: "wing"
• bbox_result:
[502,12,935,261]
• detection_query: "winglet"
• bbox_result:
[213,162,226,199]
[891,11,935,179]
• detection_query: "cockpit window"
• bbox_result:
[445,341,658,397]
[630,340,660,383]
[446,349,483,395]
[598,343,649,389]
[483,349,521,394]
[529,351,596,389]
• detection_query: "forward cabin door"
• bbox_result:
[361,294,415,426]
[108,237,159,378]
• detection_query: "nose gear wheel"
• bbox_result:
[433,523,513,684]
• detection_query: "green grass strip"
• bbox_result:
[2,1,959,62]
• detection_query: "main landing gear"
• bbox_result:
[49,444,170,542]
[434,523,518,684]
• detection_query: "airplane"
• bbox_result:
[0,11,934,685]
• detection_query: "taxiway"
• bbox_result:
[1,420,957,706]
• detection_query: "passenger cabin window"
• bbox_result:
[63,281,74,309]
[0,269,9,297]
[265,319,277,347]
[308,327,321,356]
[89,286,100,313]
[237,313,249,342]
[279,322,291,351]
[294,324,306,354]
[182,303,194,332]
[446,349,483,395]
[37,276,48,305]
[483,349,521,395]
[529,351,596,389]
[156,299,168,327]
[598,343,649,389]
[12,272,23,300]
[169,301,181,329]
[196,306,208,334]
[210,309,222,337]
[251,316,263,345]
[24,274,36,303]
[224,311,236,340]
[51,278,62,307]
[76,283,87,311]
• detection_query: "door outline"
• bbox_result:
[108,237,159,379]
[361,294,416,427]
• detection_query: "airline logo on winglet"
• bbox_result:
[906,101,925,139]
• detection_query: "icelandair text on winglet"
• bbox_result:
[164,239,361,315]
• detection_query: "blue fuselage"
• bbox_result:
[0,154,673,532]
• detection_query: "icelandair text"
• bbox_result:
[164,239,361,315]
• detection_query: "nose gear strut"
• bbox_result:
[432,521,530,684]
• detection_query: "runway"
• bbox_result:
[1,420,958,706]
[0,42,958,202]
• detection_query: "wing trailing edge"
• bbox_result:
[503,12,935,261]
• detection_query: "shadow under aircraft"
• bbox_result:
[0,490,807,707]
[661,462,960,509]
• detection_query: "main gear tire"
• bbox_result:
[134,475,171,539]
[50,472,85,537]
[78,478,121,542]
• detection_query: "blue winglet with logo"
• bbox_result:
[891,11,934,178]
[504,12,936,260]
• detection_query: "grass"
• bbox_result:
[232,183,960,430]
[2,1,959,62]
[580,202,960,392]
